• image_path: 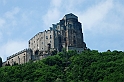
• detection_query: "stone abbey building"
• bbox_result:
[3,13,86,66]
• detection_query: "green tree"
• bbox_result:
[1,50,124,82]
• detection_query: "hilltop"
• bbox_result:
[0,50,124,82]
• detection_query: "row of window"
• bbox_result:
[46,35,52,39]
[10,55,26,65]
[32,41,51,49]
[29,35,52,44]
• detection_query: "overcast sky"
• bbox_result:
[0,0,124,61]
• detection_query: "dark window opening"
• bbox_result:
[74,40,76,44]
[64,37,66,41]
[35,50,39,55]
[50,35,52,39]
[24,56,25,63]
[46,36,48,39]
[74,36,75,38]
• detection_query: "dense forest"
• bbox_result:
[0,49,124,82]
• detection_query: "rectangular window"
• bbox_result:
[74,40,76,44]
[18,56,20,64]
[46,36,48,39]
[50,35,52,39]
[12,59,13,64]
[24,56,25,63]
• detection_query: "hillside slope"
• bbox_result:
[0,50,124,82]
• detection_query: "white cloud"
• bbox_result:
[41,0,124,52]
[43,0,114,33]
[0,7,22,35]
[43,9,61,28]
[1,0,7,5]
[42,0,84,28]
[0,18,6,28]
[42,0,62,28]
[63,0,84,12]
[51,0,62,8]
[0,40,28,61]
[115,2,124,17]
[78,0,113,30]
[5,7,20,19]
[0,32,2,41]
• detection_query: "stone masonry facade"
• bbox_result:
[2,13,86,66]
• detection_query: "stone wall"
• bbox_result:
[3,49,32,66]
[29,30,55,55]
[2,13,87,66]
[68,46,84,53]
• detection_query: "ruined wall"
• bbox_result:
[3,49,32,66]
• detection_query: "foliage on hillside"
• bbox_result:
[0,50,124,82]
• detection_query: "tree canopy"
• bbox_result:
[0,50,124,82]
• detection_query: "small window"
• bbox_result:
[12,59,13,64]
[50,41,51,43]
[50,35,52,39]
[18,56,20,64]
[74,40,76,44]
[64,38,66,41]
[42,42,43,44]
[24,56,25,63]
[8,61,9,64]
[46,36,48,39]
